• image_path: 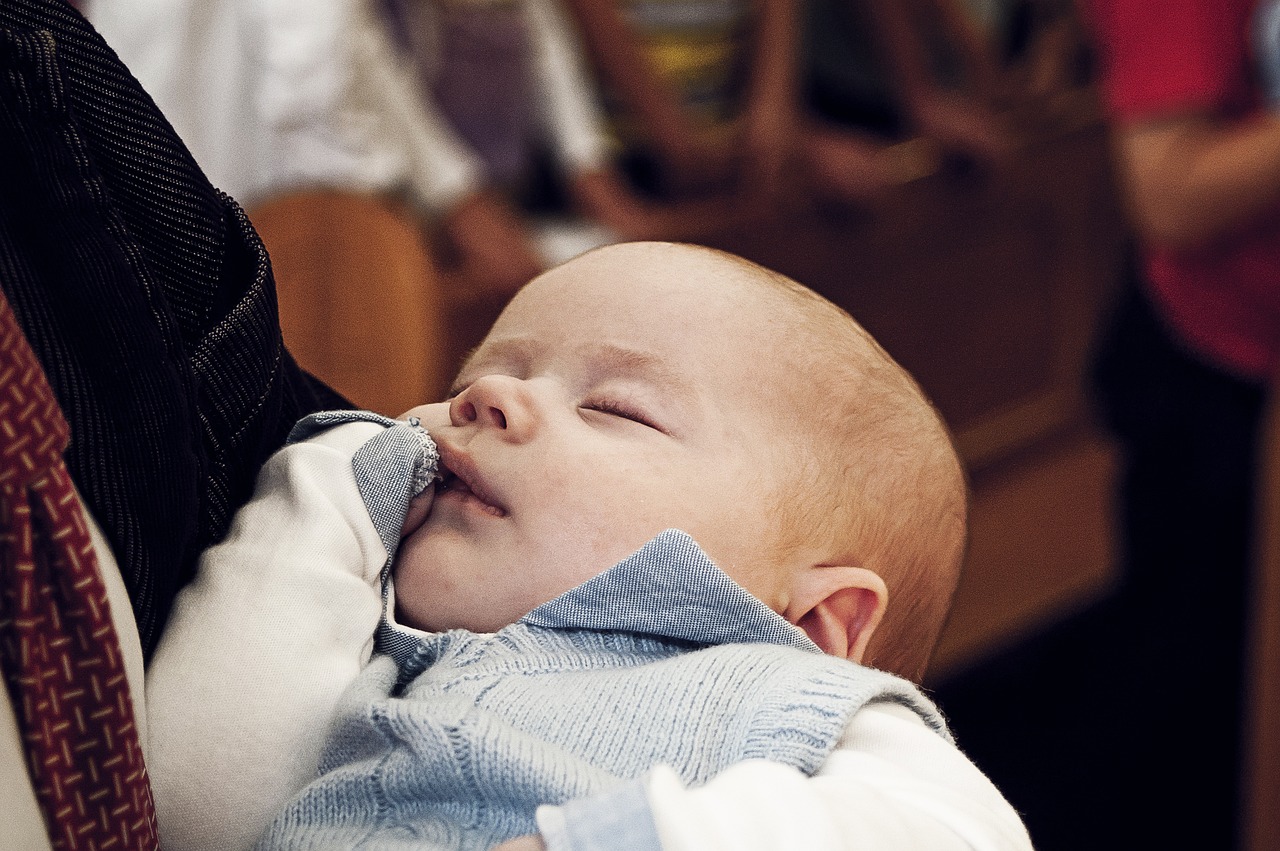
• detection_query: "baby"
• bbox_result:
[144,242,1031,851]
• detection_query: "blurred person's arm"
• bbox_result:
[1086,0,1280,251]
[523,0,613,181]
[260,0,482,212]
[558,0,732,186]
[859,0,1011,171]
[442,189,545,303]
[267,0,542,298]
[1112,111,1280,252]
[348,0,544,295]
[739,0,801,205]
[523,0,746,240]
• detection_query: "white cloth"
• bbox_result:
[144,422,387,851]
[82,0,610,215]
[145,423,1033,851]
[641,705,1033,851]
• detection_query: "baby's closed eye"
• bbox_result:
[580,399,663,431]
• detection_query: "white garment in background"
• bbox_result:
[83,0,610,215]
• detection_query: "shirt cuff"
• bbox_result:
[536,776,664,851]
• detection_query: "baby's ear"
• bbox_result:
[784,566,887,662]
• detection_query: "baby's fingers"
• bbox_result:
[401,487,435,539]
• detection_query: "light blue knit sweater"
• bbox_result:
[256,531,948,851]
[259,414,949,851]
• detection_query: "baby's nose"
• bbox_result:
[449,375,536,440]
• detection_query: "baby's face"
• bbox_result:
[394,244,803,633]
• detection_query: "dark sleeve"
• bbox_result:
[0,0,352,657]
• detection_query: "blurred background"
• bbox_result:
[74,0,1279,847]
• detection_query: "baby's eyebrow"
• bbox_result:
[451,338,696,404]
[450,339,531,395]
[580,343,695,401]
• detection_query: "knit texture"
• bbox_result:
[257,532,946,851]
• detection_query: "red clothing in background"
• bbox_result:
[1089,0,1280,380]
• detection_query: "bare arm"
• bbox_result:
[856,0,1010,168]
[440,189,545,305]
[1114,110,1280,251]
[739,0,801,201]
[560,0,699,160]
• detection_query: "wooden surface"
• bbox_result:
[251,191,449,416]
[711,120,1126,471]
[929,428,1118,680]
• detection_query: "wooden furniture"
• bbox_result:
[250,191,448,415]
[711,117,1124,471]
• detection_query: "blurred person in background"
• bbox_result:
[563,0,1012,209]
[82,0,544,412]
[1086,0,1280,846]
[84,0,744,411]
[377,0,748,256]
[83,0,549,300]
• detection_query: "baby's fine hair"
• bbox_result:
[701,247,969,682]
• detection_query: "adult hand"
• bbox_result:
[570,168,659,240]
[489,835,546,851]
[910,93,1014,183]
[442,189,545,306]
[570,167,749,243]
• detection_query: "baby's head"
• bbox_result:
[397,242,966,681]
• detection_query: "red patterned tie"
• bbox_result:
[0,292,159,850]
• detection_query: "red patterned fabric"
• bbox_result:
[0,292,159,850]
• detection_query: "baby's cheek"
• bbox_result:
[390,542,435,631]
[396,402,436,421]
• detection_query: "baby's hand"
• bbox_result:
[401,487,434,540]
[397,407,442,541]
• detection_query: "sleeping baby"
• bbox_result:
[144,242,1032,851]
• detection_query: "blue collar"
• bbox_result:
[521,529,819,652]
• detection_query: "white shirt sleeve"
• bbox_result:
[144,422,389,851]
[523,0,613,175]
[258,0,484,213]
[84,0,483,214]
[644,703,1034,851]
[342,0,487,213]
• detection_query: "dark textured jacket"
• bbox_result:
[0,0,349,656]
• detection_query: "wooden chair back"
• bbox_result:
[250,191,448,415]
